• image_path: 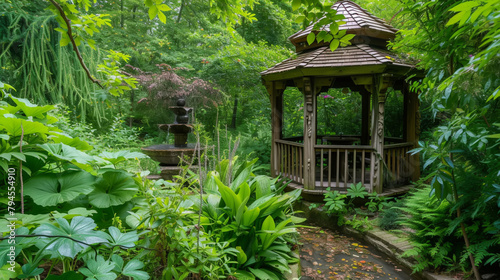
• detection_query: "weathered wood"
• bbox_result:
[344,151,348,186]
[353,149,357,184]
[320,148,324,186]
[336,148,340,187]
[352,75,373,86]
[302,77,317,190]
[361,150,366,184]
[328,149,332,188]
[370,74,390,194]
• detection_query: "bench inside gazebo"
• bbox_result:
[261,0,423,200]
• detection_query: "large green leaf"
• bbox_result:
[38,143,95,165]
[88,170,139,208]
[106,226,138,248]
[10,96,56,118]
[33,217,109,258]
[50,132,93,151]
[122,259,149,280]
[110,255,148,279]
[250,175,272,199]
[215,176,241,215]
[24,171,96,207]
[79,256,117,280]
[0,117,49,136]
[248,267,280,280]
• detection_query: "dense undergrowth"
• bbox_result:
[0,95,302,279]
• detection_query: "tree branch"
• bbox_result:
[48,0,104,89]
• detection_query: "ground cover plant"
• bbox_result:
[319,183,386,232]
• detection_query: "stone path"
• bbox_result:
[298,226,414,279]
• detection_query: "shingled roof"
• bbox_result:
[289,0,398,49]
[261,44,415,81]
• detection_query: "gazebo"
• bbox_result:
[261,0,422,199]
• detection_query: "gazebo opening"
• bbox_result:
[282,87,305,139]
[261,0,423,200]
[316,88,362,139]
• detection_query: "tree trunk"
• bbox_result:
[177,0,185,23]
[120,0,124,28]
[230,97,238,129]
[132,5,137,21]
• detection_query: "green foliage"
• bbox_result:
[236,0,297,46]
[322,183,385,229]
[127,175,228,279]
[378,199,403,231]
[389,0,500,275]
[397,185,461,272]
[291,0,357,51]
[282,87,304,138]
[0,95,149,279]
[200,41,291,129]
[196,157,303,279]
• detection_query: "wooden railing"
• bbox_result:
[274,138,414,192]
[384,142,414,187]
[314,145,374,190]
[275,139,304,184]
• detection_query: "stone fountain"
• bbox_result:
[141,98,201,180]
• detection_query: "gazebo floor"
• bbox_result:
[284,181,413,202]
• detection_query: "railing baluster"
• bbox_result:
[361,150,366,184]
[336,148,340,188]
[299,147,303,183]
[287,144,291,178]
[328,149,332,188]
[344,150,348,187]
[278,143,283,175]
[293,147,299,181]
[353,149,357,184]
[397,148,401,181]
[392,148,396,177]
[320,148,324,188]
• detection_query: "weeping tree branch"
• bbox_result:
[48,0,104,89]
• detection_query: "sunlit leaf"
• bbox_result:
[307,32,316,45]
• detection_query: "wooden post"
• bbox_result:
[302,77,316,190]
[404,82,421,182]
[268,82,284,178]
[370,75,390,194]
